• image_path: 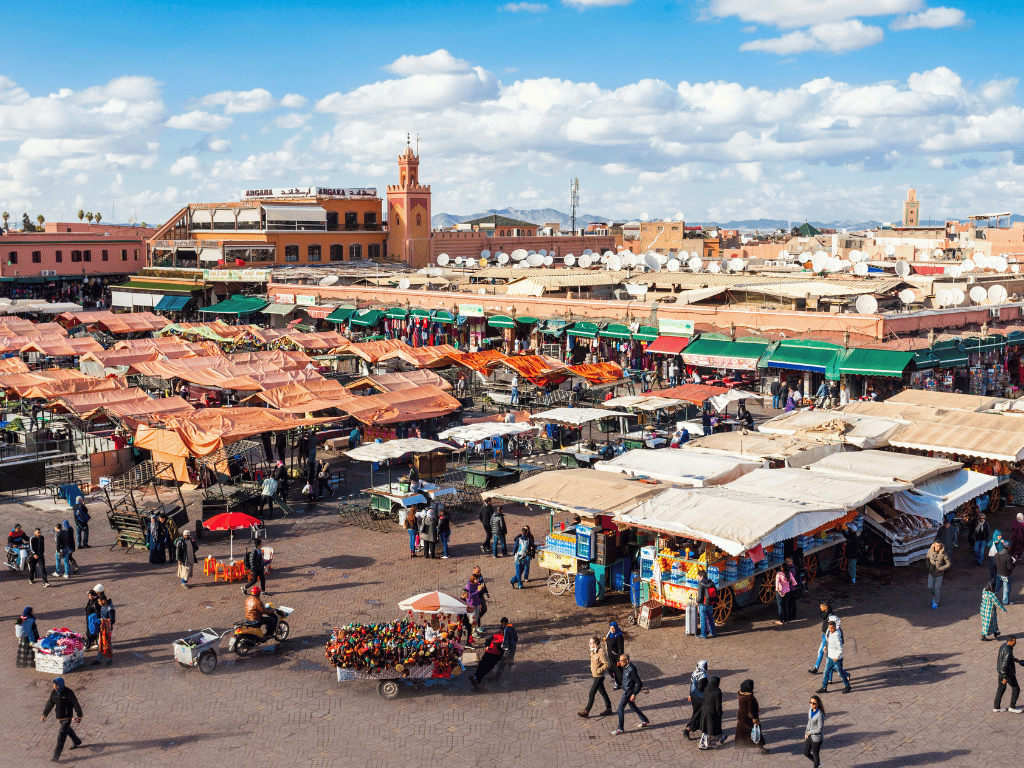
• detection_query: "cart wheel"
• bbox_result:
[390,505,400,524]
[713,586,733,625]
[992,486,1003,514]
[547,572,568,596]
[233,638,256,657]
[377,680,401,700]
[198,651,218,674]
[274,620,290,642]
[804,554,819,583]
[759,570,777,604]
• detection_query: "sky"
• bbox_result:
[1,0,1022,226]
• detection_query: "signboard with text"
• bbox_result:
[296,295,317,306]
[658,318,695,337]
[241,187,377,200]
[273,293,296,304]
[459,304,485,317]
[204,268,271,282]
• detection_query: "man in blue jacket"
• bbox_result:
[612,653,651,735]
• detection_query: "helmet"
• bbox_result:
[251,586,262,596]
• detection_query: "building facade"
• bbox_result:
[386,144,432,268]
[149,188,387,269]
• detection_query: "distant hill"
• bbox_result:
[432,207,610,231]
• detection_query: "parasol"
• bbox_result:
[203,512,261,562]
[398,590,468,615]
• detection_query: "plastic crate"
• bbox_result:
[35,649,84,675]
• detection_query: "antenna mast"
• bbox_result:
[570,177,579,235]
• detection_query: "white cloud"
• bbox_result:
[563,0,632,6]
[275,113,310,129]
[201,88,276,114]
[502,2,548,10]
[165,110,233,131]
[206,137,232,153]
[169,156,200,175]
[280,93,308,109]
[891,6,965,30]
[707,0,921,29]
[385,50,472,76]
[742,19,884,54]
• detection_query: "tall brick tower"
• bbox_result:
[903,188,920,227]
[386,135,432,267]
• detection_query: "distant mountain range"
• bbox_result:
[431,208,609,231]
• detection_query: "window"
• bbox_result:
[84,250,92,262]
[71,250,82,262]
[326,211,339,231]
[101,249,108,262]
[368,243,381,260]
[349,243,362,260]
[285,245,299,262]
[416,214,422,226]
[344,212,358,230]
[31,251,41,264]
[55,251,62,263]
[121,249,127,261]
[7,251,16,265]
[329,244,345,262]
[134,249,139,261]
[363,212,376,229]
[307,244,322,262]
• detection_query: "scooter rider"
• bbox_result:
[244,586,278,639]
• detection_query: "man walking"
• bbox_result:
[579,635,613,718]
[41,677,83,762]
[242,537,268,596]
[259,475,278,521]
[510,373,520,406]
[843,522,859,585]
[995,635,1024,713]
[770,379,781,410]
[494,617,517,681]
[175,529,198,588]
[490,505,508,558]
[816,619,852,694]
[611,654,651,734]
[994,546,1016,606]
[29,527,49,587]
[926,541,952,609]
[54,524,72,580]
[696,568,717,639]
[72,497,90,549]
[468,628,506,688]
[479,502,493,553]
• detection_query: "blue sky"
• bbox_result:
[1,0,1022,226]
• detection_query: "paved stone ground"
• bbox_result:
[0,430,1019,766]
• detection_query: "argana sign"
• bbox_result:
[241,187,377,200]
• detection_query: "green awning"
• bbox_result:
[117,280,200,294]
[963,335,1006,354]
[261,302,296,316]
[385,307,409,319]
[155,295,191,312]
[912,350,938,370]
[932,346,969,368]
[763,341,842,373]
[837,348,915,378]
[516,316,539,325]
[432,309,455,324]
[539,319,568,335]
[200,294,268,315]
[601,323,633,340]
[633,325,658,342]
[566,321,599,339]
[409,308,431,318]
[1008,331,1024,347]
[326,306,355,323]
[682,338,769,371]
[350,309,384,327]
[487,315,516,329]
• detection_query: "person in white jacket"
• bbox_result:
[816,619,852,694]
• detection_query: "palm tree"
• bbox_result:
[36,214,45,228]
[141,221,147,228]
[1,212,7,229]
[77,209,84,221]
[94,212,102,224]
[86,212,94,223]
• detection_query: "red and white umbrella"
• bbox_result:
[398,591,468,615]
[203,512,261,562]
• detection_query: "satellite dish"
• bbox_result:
[952,288,965,305]
[854,262,869,276]
[511,249,528,261]
[579,254,592,268]
[728,258,743,272]
[945,265,962,278]
[935,289,953,308]
[709,263,721,274]
[526,254,543,267]
[644,253,661,271]
[1014,265,1021,275]
[779,249,789,260]
[690,251,699,260]
[319,275,339,286]
[989,285,1009,303]
[480,249,490,259]
[478,288,487,294]
[398,278,411,290]
[895,260,910,278]
[718,258,729,273]
[478,256,487,267]
[527,250,536,256]
[856,295,878,314]
[962,259,975,272]
[935,248,945,258]
[454,256,464,265]
[466,258,476,268]
[689,256,703,271]
[920,251,931,261]
[543,255,553,266]
[497,252,509,265]
[607,254,621,271]
[667,258,680,272]
[437,253,449,266]
[811,253,828,272]
[538,249,547,257]
[970,286,987,303]
[582,249,593,256]
[884,245,896,257]
[995,256,1009,272]
[899,289,916,305]
[564,254,576,267]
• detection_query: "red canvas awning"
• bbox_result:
[644,335,690,355]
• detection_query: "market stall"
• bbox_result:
[437,421,541,489]
[757,409,906,449]
[680,432,843,468]
[345,438,456,520]
[594,448,760,486]
[530,407,628,451]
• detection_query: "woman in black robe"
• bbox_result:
[699,675,724,749]
[735,679,770,754]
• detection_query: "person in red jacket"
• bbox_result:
[469,629,506,688]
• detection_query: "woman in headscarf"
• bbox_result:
[981,579,1007,641]
[684,660,708,741]
[734,679,770,754]
[784,392,796,412]
[606,622,626,690]
[1011,513,1024,560]
[988,529,1006,584]
[15,607,38,668]
[148,514,167,565]
[698,675,724,749]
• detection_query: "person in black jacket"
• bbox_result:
[242,538,267,596]
[995,636,1024,712]
[41,676,83,761]
[490,506,508,558]
[699,675,724,749]
[995,548,1016,605]
[770,379,781,409]
[29,527,49,586]
[971,513,991,566]
[606,621,625,690]
[611,654,650,734]
[479,502,493,553]
[843,523,859,584]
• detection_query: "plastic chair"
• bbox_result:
[261,547,273,573]
[204,556,217,576]
[231,562,248,582]
[214,562,229,582]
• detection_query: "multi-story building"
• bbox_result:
[386,143,432,268]
[149,187,387,269]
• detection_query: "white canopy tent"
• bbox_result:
[724,467,909,510]
[757,409,905,449]
[602,396,684,411]
[345,438,454,462]
[531,407,629,425]
[892,469,999,522]
[681,433,843,467]
[617,487,845,556]
[806,450,961,485]
[480,468,667,518]
[436,422,535,444]
[595,449,759,486]
[707,388,763,413]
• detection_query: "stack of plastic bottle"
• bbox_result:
[543,533,576,557]
[671,561,683,584]
[739,556,755,577]
[708,565,721,586]
[724,558,739,583]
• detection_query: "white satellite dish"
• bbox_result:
[564,254,576,267]
[667,258,680,272]
[526,254,544,267]
[970,286,987,303]
[884,245,896,257]
[899,289,916,305]
[655,252,669,266]
[603,251,615,260]
[855,295,878,314]
[454,256,464,265]
[945,264,962,278]
[952,288,965,305]
[779,249,789,260]
[1014,265,1021,274]
[962,259,975,272]
[437,253,449,266]
[623,254,636,268]
[497,252,509,265]
[989,285,1009,303]
[466,258,476,268]
[689,256,703,271]
[895,260,910,278]
[543,255,553,266]
[480,249,490,259]
[729,258,745,272]
[511,249,528,261]
[644,253,661,271]
[319,275,339,286]
[935,289,953,308]
[853,262,869,276]
[811,253,828,272]
[583,249,593,256]
[538,249,547,257]
[709,263,721,274]
[579,254,593,268]
[398,278,411,290]
[607,254,622,271]
[920,251,931,261]
[935,248,945,258]
[995,256,1009,272]
[690,251,699,261]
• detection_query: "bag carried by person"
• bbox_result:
[14,618,25,638]
[302,482,313,495]
[704,584,718,606]
[751,724,761,743]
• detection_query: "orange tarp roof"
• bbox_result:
[14,376,127,400]
[0,357,28,374]
[499,354,570,386]
[247,380,354,413]
[0,334,64,354]
[57,310,167,334]
[50,387,153,417]
[568,362,625,385]
[20,337,105,356]
[378,344,460,369]
[0,369,90,393]
[334,338,413,363]
[446,349,508,375]
[342,384,461,425]
[80,349,161,369]
[0,321,66,338]
[348,370,451,393]
[101,395,195,428]
[653,383,732,405]
[283,331,350,351]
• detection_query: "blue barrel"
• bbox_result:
[610,560,628,592]
[575,570,597,608]
[629,573,642,608]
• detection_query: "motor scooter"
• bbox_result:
[227,604,293,656]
